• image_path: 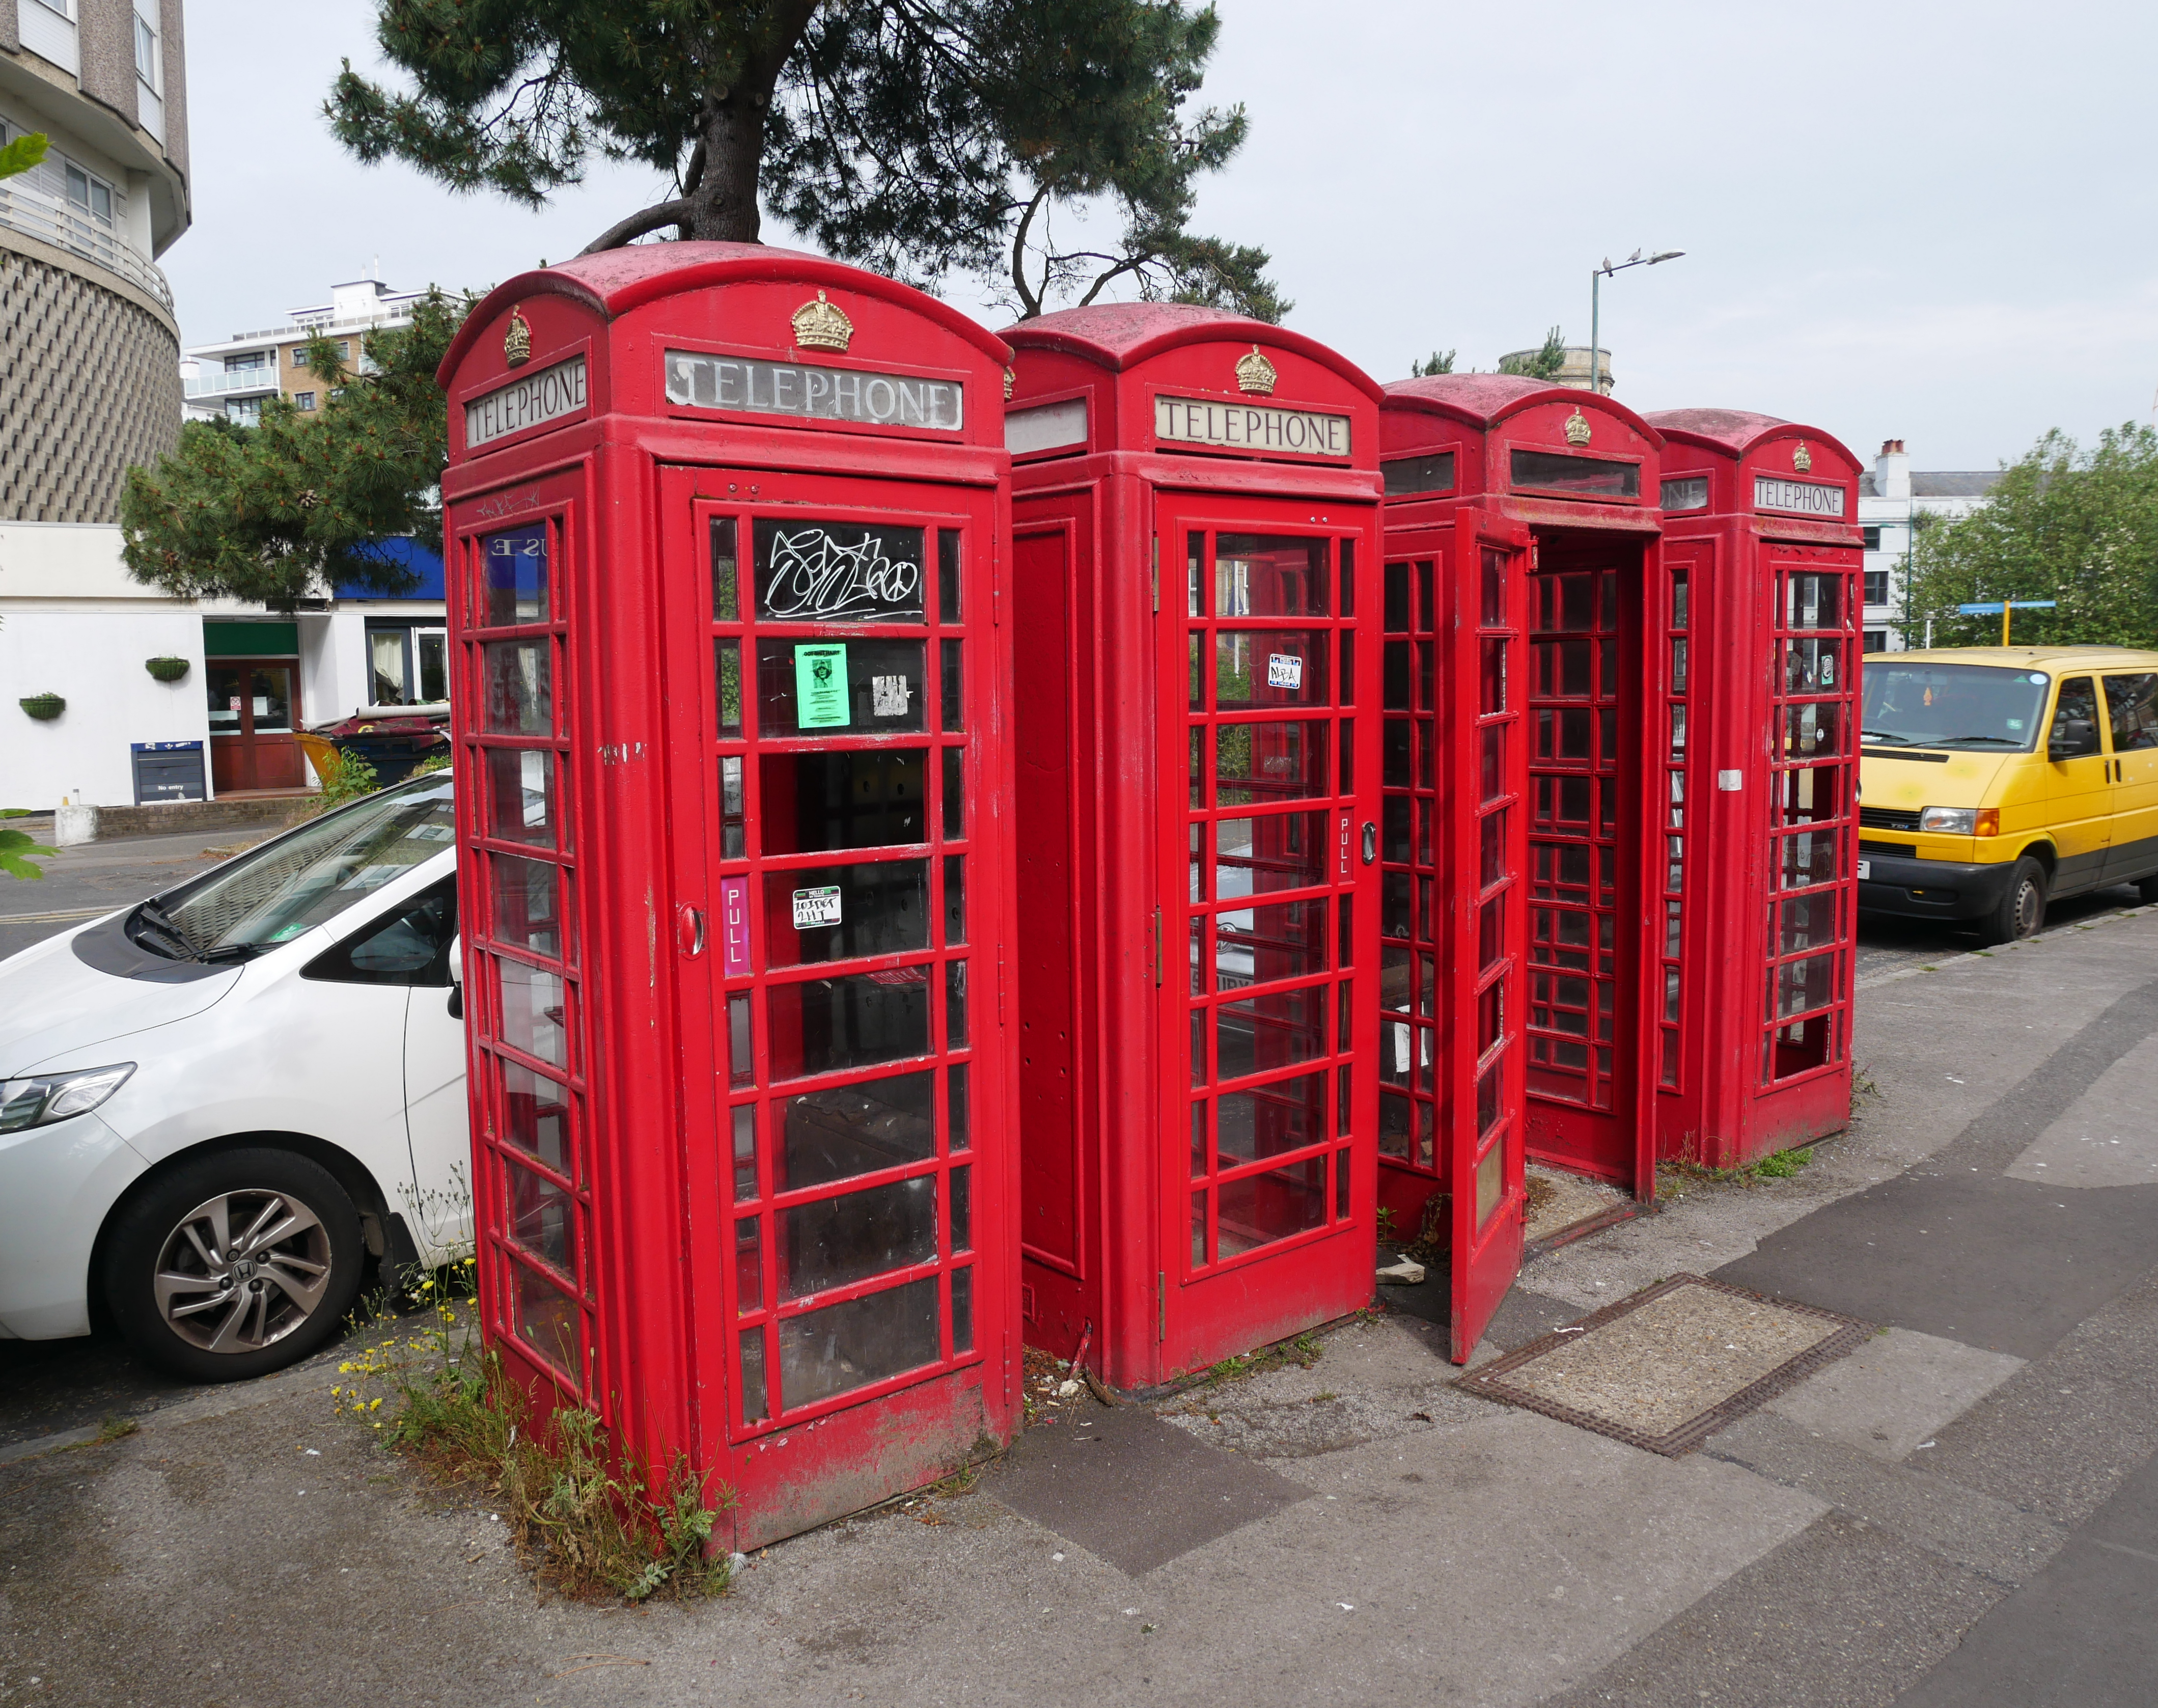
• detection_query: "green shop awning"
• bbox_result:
[203,620,300,656]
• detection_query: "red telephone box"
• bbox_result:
[435,244,1018,1549]
[1376,376,1669,1359]
[1645,411,1862,1166]
[1004,305,1383,1388]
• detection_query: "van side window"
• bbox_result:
[2049,677,2101,757]
[302,878,458,986]
[2102,674,2158,751]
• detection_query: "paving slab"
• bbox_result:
[1762,1326,2025,1463]
[2007,1029,2158,1188]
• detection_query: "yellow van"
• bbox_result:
[1858,645,2158,943]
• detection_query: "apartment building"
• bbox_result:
[1857,439,2004,652]
[180,271,425,424]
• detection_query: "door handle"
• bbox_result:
[681,905,707,957]
[1361,822,1378,865]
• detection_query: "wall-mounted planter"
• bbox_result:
[145,655,192,683]
[19,694,65,721]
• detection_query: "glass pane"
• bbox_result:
[940,640,963,732]
[1190,1101,1208,1176]
[485,748,557,846]
[759,750,925,854]
[1774,765,1842,827]
[1510,450,1640,499]
[1786,574,1841,631]
[711,517,740,622]
[1217,1155,1327,1258]
[778,1276,940,1408]
[951,1165,972,1251]
[1214,631,1331,710]
[944,855,965,945]
[715,639,743,735]
[483,641,550,735]
[1479,895,1504,971]
[728,993,754,1086]
[1781,700,1843,758]
[1476,1143,1505,1228]
[777,1069,935,1191]
[946,959,968,1050]
[1340,539,1355,618]
[720,756,746,858]
[1778,890,1838,954]
[767,969,931,1080]
[1217,1068,1328,1165]
[1215,720,1329,804]
[740,1327,768,1425]
[754,518,925,623]
[943,747,963,839]
[370,630,411,704]
[1779,830,1839,890]
[1214,535,1328,618]
[757,639,927,734]
[1477,1064,1500,1134]
[515,1263,582,1376]
[780,1176,936,1299]
[482,525,549,627]
[735,1217,761,1312]
[502,1061,569,1175]
[937,529,961,624]
[1382,453,1456,500]
[763,860,928,967]
[1215,812,1326,897]
[952,1265,974,1354]
[1217,985,1325,1080]
[732,1103,757,1199]
[1187,531,1205,618]
[1192,1189,1209,1267]
[492,853,562,958]
[1774,952,1838,1019]
[948,1062,970,1152]
[1379,1089,1410,1158]
[1214,898,1327,989]
[244,670,290,733]
[1480,640,1507,714]
[497,959,566,1067]
[1482,547,1506,626]
[1384,641,1412,709]
[505,1157,574,1278]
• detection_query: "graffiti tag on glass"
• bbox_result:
[758,522,925,623]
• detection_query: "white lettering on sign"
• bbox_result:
[792,886,842,929]
[465,356,588,448]
[1754,476,1846,517]
[1266,653,1304,689]
[1154,395,1351,459]
[665,350,964,431]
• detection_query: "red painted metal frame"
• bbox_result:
[1646,411,1864,1167]
[1377,377,1667,1359]
[1005,305,1385,1389]
[437,244,1019,1551]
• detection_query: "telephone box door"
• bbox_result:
[1161,493,1376,1375]
[1451,514,1531,1359]
[659,466,1006,1463]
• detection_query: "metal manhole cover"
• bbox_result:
[1455,1274,1873,1456]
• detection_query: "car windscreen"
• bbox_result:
[1861,663,2050,752]
[153,775,457,955]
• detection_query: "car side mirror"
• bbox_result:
[447,935,464,1020]
[2049,719,2099,760]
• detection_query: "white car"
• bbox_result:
[0,772,471,1381]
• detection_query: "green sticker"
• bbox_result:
[794,643,850,728]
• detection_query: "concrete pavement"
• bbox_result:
[1,910,2153,1705]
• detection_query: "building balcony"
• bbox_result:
[0,177,174,313]
[182,366,283,400]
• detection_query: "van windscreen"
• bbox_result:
[1861,663,2049,753]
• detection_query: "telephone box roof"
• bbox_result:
[437,240,1011,384]
[1005,302,1385,401]
[1384,374,1664,446]
[1646,408,1856,469]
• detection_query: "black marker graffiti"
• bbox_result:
[760,526,924,622]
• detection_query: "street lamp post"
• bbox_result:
[1589,250,1684,394]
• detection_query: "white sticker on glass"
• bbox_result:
[1267,653,1304,690]
[871,674,912,717]
[792,886,842,929]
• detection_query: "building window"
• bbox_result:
[227,398,262,427]
[227,350,269,372]
[1862,526,1882,550]
[337,341,351,358]
[294,392,317,411]
[1863,630,1890,653]
[64,163,113,226]
[1864,570,1890,607]
[292,347,309,368]
[29,0,73,17]
[133,13,157,87]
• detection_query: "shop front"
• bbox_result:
[202,618,305,792]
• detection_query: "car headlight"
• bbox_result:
[0,1063,136,1133]
[1920,807,1998,837]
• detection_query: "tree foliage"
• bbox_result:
[0,131,48,180]
[327,0,1283,319]
[1409,349,1455,377]
[1903,424,2158,650]
[121,292,472,608]
[1498,326,1566,382]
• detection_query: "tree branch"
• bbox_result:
[580,197,696,255]
[1010,184,1048,318]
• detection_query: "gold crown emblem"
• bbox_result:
[1564,407,1592,446]
[503,308,531,368]
[791,290,853,353]
[1235,345,1277,396]
[1004,365,1015,402]
[1792,440,1813,472]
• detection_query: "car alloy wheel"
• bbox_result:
[152,1188,336,1355]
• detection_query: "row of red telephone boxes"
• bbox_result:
[433,245,1862,1550]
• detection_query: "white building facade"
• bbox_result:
[1857,439,2004,652]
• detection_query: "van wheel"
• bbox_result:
[2138,874,2158,906]
[1976,858,2048,947]
[103,1149,364,1383]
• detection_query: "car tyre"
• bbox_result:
[1975,857,2048,947]
[2137,873,2158,906]
[103,1148,365,1383]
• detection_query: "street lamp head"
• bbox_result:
[1649,251,1685,264]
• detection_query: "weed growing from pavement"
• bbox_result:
[330,1250,734,1604]
[1658,1144,1817,1196]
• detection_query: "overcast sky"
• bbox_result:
[165,1,2158,470]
